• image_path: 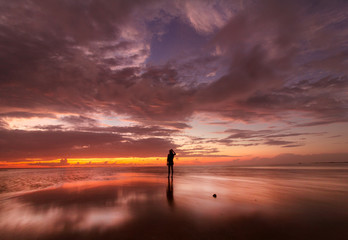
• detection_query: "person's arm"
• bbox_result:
[173,150,176,155]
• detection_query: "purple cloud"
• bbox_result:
[0,0,347,162]
[0,129,177,160]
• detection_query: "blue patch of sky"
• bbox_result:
[146,17,210,65]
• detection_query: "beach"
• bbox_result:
[1,165,348,240]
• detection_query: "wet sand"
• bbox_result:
[1,166,348,240]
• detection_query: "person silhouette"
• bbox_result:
[166,177,174,208]
[167,149,176,178]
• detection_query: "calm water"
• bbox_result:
[1,165,348,240]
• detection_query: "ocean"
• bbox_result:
[1,165,348,240]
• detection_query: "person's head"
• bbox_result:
[169,149,173,154]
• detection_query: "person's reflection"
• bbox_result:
[166,177,174,208]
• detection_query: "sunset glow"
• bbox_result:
[1,0,348,167]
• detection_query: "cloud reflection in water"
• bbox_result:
[1,167,348,240]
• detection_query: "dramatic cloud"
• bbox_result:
[241,75,348,125]
[0,112,56,119]
[200,128,321,148]
[60,115,98,127]
[0,129,177,160]
[0,0,347,163]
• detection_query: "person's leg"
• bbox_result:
[171,165,173,177]
[168,165,170,177]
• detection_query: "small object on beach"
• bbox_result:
[213,194,217,198]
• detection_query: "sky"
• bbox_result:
[0,0,348,167]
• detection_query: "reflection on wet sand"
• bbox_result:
[1,166,348,240]
[166,177,174,208]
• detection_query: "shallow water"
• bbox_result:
[1,166,348,240]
